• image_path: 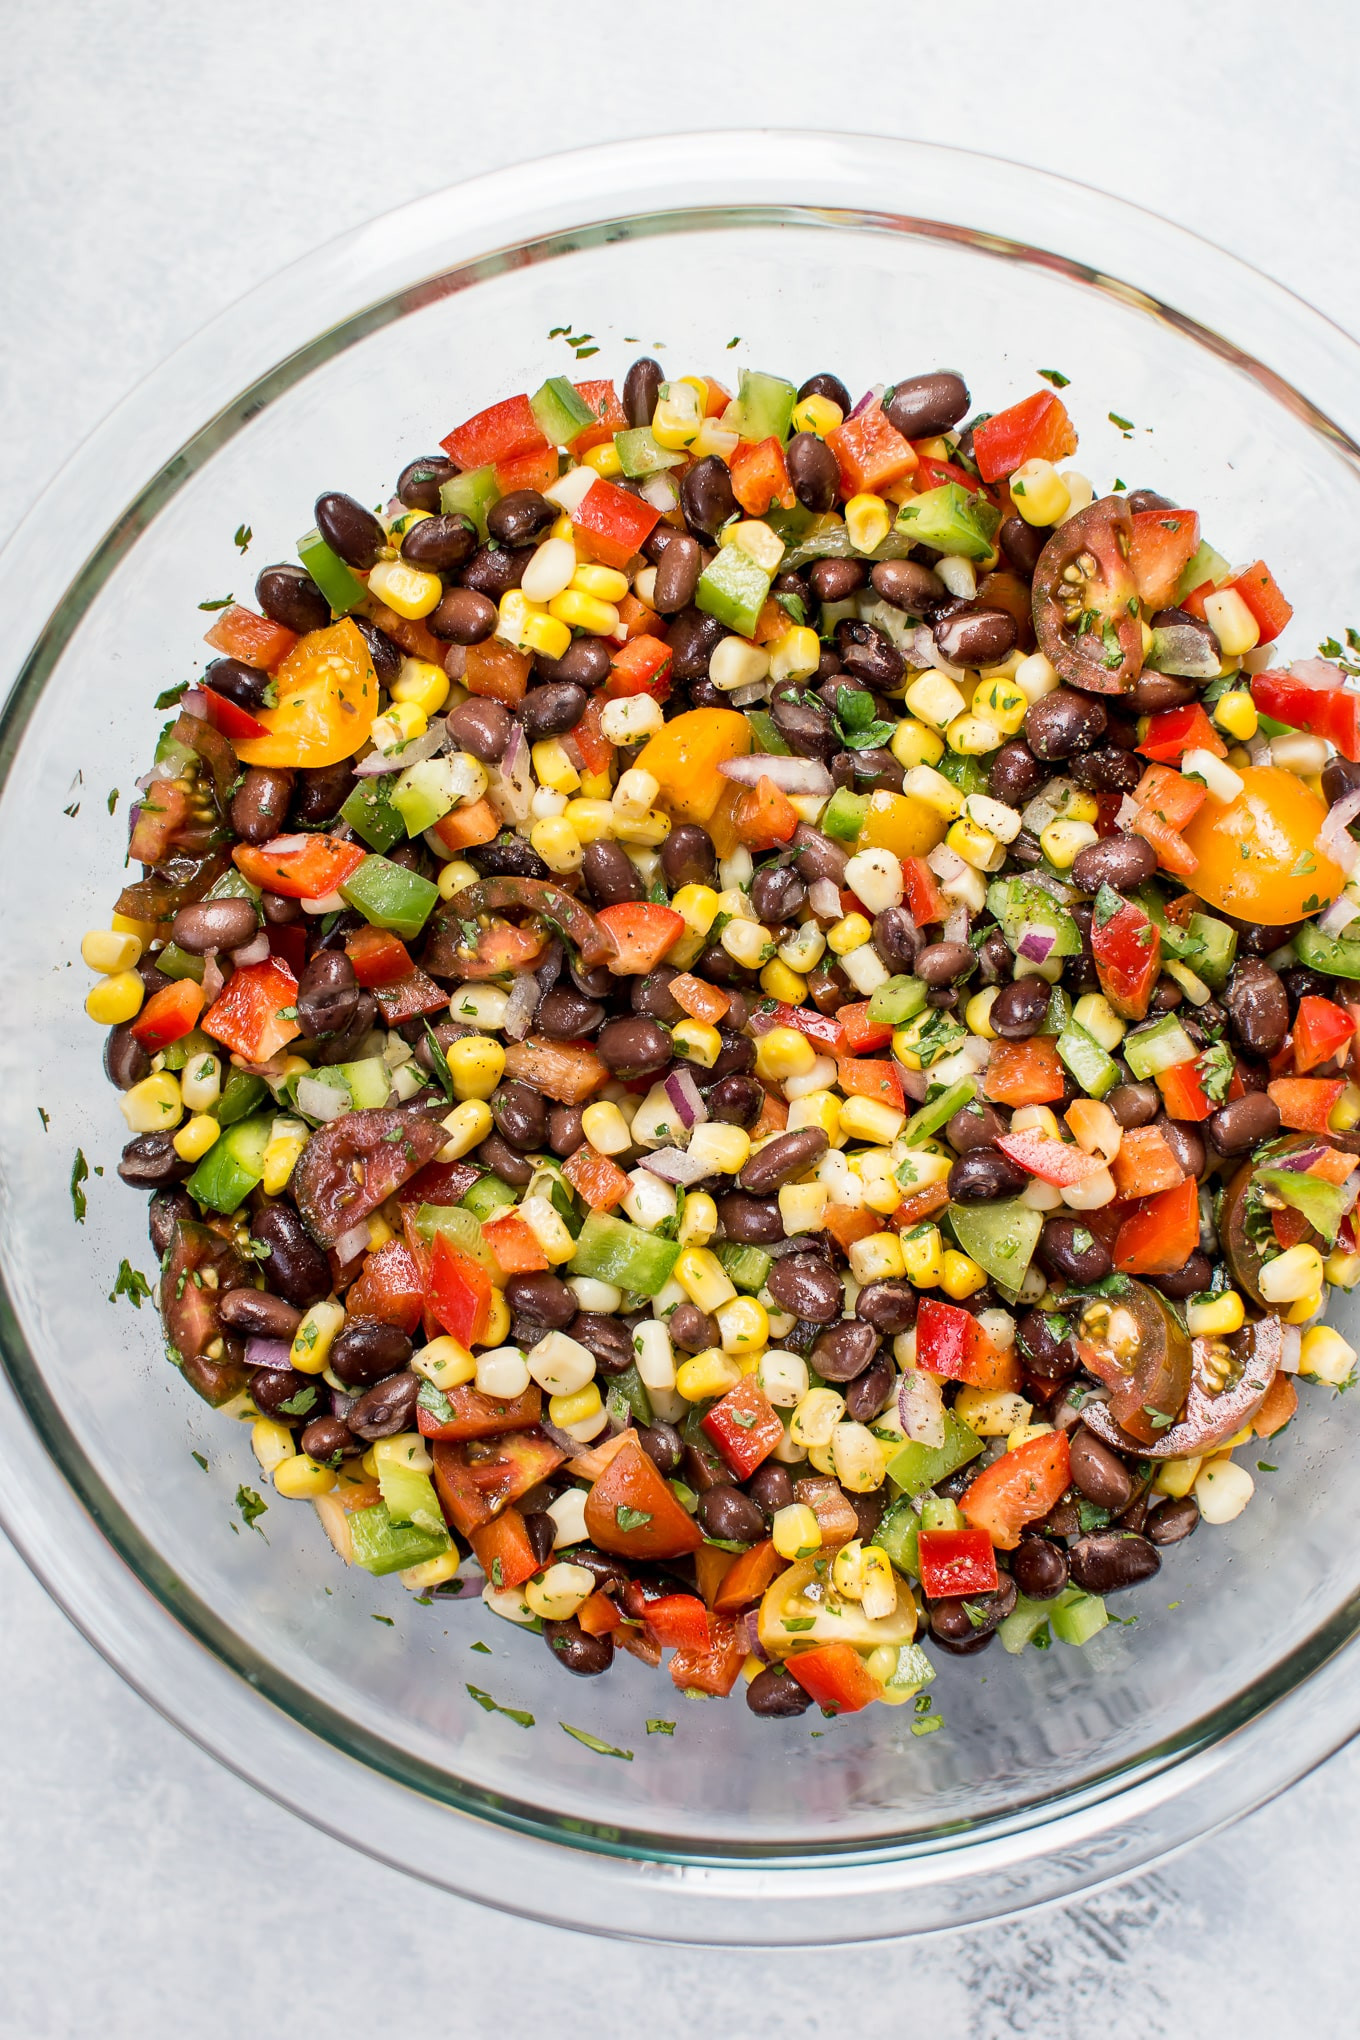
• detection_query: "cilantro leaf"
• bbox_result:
[108,1259,153,1308]
[198,594,234,611]
[235,1484,268,1531]
[70,1149,89,1224]
[417,1377,456,1425]
[467,1684,535,1728]
[615,1505,653,1533]
[561,1723,633,1760]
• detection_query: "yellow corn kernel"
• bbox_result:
[900,1224,943,1288]
[1072,992,1125,1051]
[790,1385,847,1450]
[261,1133,306,1196]
[612,766,660,819]
[571,562,630,602]
[945,816,1005,872]
[1015,651,1059,703]
[889,718,945,770]
[941,1249,987,1300]
[675,1247,737,1314]
[1259,1242,1325,1304]
[523,611,573,660]
[445,1035,506,1101]
[905,671,969,731]
[1213,690,1259,741]
[678,1190,718,1247]
[1203,587,1260,658]
[651,382,704,450]
[610,807,671,847]
[172,1114,220,1163]
[290,1299,346,1377]
[827,913,873,956]
[86,968,146,1025]
[1186,1291,1246,1338]
[1009,458,1071,526]
[786,1091,842,1142]
[860,1545,899,1621]
[549,588,620,636]
[1325,1249,1360,1289]
[768,626,821,685]
[759,960,807,1006]
[971,676,1028,736]
[436,857,479,901]
[437,1098,495,1160]
[691,415,740,462]
[672,1017,722,1067]
[251,1419,295,1476]
[559,798,615,845]
[832,1538,869,1600]
[366,557,442,620]
[414,1334,478,1392]
[670,883,721,938]
[1286,1289,1324,1325]
[111,910,159,948]
[583,440,623,477]
[848,1232,906,1284]
[179,1052,222,1113]
[831,1420,885,1493]
[119,1070,182,1133]
[944,714,1004,759]
[549,1381,608,1441]
[723,519,783,574]
[845,493,891,553]
[686,1123,751,1176]
[1330,1081,1360,1133]
[901,763,966,820]
[966,986,999,1040]
[754,1026,816,1084]
[772,1501,822,1560]
[581,1100,632,1154]
[274,1454,338,1499]
[791,393,843,436]
[400,1549,461,1591]
[1299,1324,1357,1385]
[531,737,581,794]
[1153,1455,1202,1499]
[81,928,143,974]
[839,1095,906,1144]
[519,1195,576,1266]
[579,769,613,800]
[778,1181,829,1234]
[390,658,450,717]
[366,1209,395,1254]
[1041,817,1100,869]
[676,1348,744,1402]
[717,1296,769,1356]
[524,1562,597,1623]
[955,1386,1032,1437]
[529,815,583,875]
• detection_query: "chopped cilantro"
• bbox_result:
[234,524,252,553]
[467,1684,534,1727]
[615,1505,653,1533]
[372,1614,394,1626]
[470,1640,492,1654]
[197,594,234,611]
[1108,412,1134,433]
[235,1484,267,1531]
[561,1723,633,1760]
[647,1719,676,1736]
[276,1385,318,1417]
[1037,368,1070,388]
[108,1259,153,1308]
[154,682,190,709]
[417,1377,456,1425]
[191,1450,208,1470]
[37,1107,49,1131]
[70,1149,89,1223]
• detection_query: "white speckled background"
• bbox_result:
[4,2,1358,2028]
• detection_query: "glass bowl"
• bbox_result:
[3,132,1360,1946]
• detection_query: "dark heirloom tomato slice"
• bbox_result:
[1219,1136,1317,1310]
[1032,495,1144,694]
[1082,1315,1283,1459]
[160,1219,252,1407]
[1074,1278,1192,1445]
[291,1105,447,1247]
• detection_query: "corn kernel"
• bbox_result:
[942,1249,987,1300]
[367,557,442,619]
[651,383,703,450]
[955,1386,1032,1438]
[664,1017,717,1069]
[251,1419,295,1476]
[1041,817,1099,869]
[1329,1080,1360,1134]
[1325,1249,1360,1289]
[435,858,479,902]
[686,1123,751,1177]
[611,807,671,848]
[260,1132,306,1195]
[519,1195,577,1266]
[529,815,583,875]
[827,912,873,955]
[791,393,843,436]
[777,923,825,975]
[1010,458,1071,526]
[171,1114,220,1163]
[946,816,1005,872]
[676,1348,744,1401]
[966,985,999,1039]
[1259,1243,1325,1304]
[546,1382,607,1442]
[900,1224,943,1287]
[274,1454,337,1499]
[901,764,965,820]
[414,1334,477,1392]
[445,1035,505,1102]
[86,969,146,1025]
[944,714,1004,759]
[890,718,946,770]
[966,677,1026,739]
[674,1247,737,1314]
[1186,1291,1246,1338]
[119,1069,182,1133]
[1213,690,1259,741]
[756,960,805,1007]
[753,1026,816,1084]
[848,1232,906,1284]
[1015,651,1059,703]
[670,884,721,938]
[691,416,740,462]
[389,657,450,718]
[678,1191,717,1248]
[290,1299,346,1376]
[786,1091,842,1141]
[772,1502,822,1560]
[1152,1455,1203,1499]
[1203,588,1260,658]
[1286,1288,1324,1325]
[768,626,821,684]
[839,1095,906,1144]
[599,694,664,744]
[709,636,771,693]
[111,910,159,947]
[179,1052,222,1113]
[437,1098,494,1160]
[720,917,772,970]
[1299,1324,1357,1386]
[717,1295,769,1355]
[549,588,620,636]
[583,440,623,477]
[81,928,142,974]
[530,737,580,795]
[400,1549,461,1591]
[789,1386,846,1450]
[778,1181,830,1234]
[1194,1456,1254,1524]
[524,1562,596,1623]
[521,611,571,660]
[832,1421,885,1493]
[571,561,630,602]
[905,671,968,730]
[845,492,891,553]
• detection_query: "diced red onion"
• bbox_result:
[846,384,884,421]
[489,723,532,824]
[127,803,142,840]
[1115,794,1143,832]
[1273,1145,1330,1172]
[898,1368,946,1448]
[444,643,468,681]
[1246,734,1272,767]
[1017,925,1055,964]
[640,472,680,514]
[736,1609,769,1661]
[1279,1323,1302,1373]
[719,755,834,795]
[330,1389,357,1421]
[539,1416,587,1457]
[182,689,209,718]
[296,1075,350,1124]
[664,1065,708,1129]
[244,1337,295,1370]
[808,878,843,920]
[1319,789,1360,874]
[332,1219,370,1265]
[352,724,445,776]
[898,1063,930,1102]
[201,952,225,1005]
[231,932,271,967]
[729,682,769,708]
[943,907,970,945]
[503,970,542,1042]
[643,1146,712,1186]
[1288,658,1344,690]
[1320,896,1360,937]
[905,625,965,682]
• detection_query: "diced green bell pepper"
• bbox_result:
[987,876,1082,959]
[948,1197,1044,1296]
[184,1112,272,1214]
[1256,1168,1349,1249]
[1049,1586,1109,1646]
[159,1028,214,1073]
[391,758,457,838]
[1174,538,1231,605]
[154,942,205,984]
[727,368,798,444]
[745,709,791,756]
[1187,912,1237,991]
[339,854,439,940]
[1122,1011,1198,1079]
[440,465,500,543]
[894,483,1001,562]
[876,1496,921,1578]
[613,427,685,478]
[695,545,773,639]
[900,1076,977,1147]
[569,1212,681,1295]
[821,786,869,843]
[920,1494,966,1533]
[867,976,929,1027]
[998,1595,1055,1655]
[349,1500,451,1577]
[461,1174,518,1221]
[377,1460,446,1537]
[213,1069,268,1127]
[606,1364,654,1429]
[297,527,366,615]
[530,376,595,446]
[1056,1021,1120,1099]
[716,1242,772,1294]
[1294,921,1360,978]
[335,1056,391,1110]
[1042,986,1072,1037]
[340,776,407,852]
[886,1414,983,1497]
[413,1203,498,1274]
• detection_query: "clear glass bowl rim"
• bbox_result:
[4,131,1360,1944]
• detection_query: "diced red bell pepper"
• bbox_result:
[371,966,448,1026]
[973,390,1078,482]
[571,477,660,571]
[644,1593,712,1652]
[1090,895,1162,1021]
[470,1507,540,1593]
[668,974,731,1024]
[835,1001,895,1055]
[1112,1177,1201,1274]
[734,774,800,850]
[786,1643,882,1715]
[594,901,684,975]
[416,1383,541,1442]
[495,443,560,496]
[912,449,985,494]
[203,605,298,672]
[826,401,917,496]
[129,976,205,1051]
[1128,509,1201,610]
[669,1615,745,1698]
[606,633,672,700]
[344,926,412,987]
[749,1001,845,1052]
[201,957,301,1062]
[701,1374,784,1480]
[1132,808,1198,878]
[960,1432,1072,1551]
[836,1056,904,1112]
[1268,1076,1347,1132]
[1293,996,1354,1074]
[200,687,269,743]
[1156,1059,1214,1122]
[917,1526,1000,1600]
[561,1145,630,1212]
[728,436,795,516]
[1137,702,1226,765]
[481,1209,549,1279]
[1132,762,1206,831]
[1251,671,1360,763]
[902,855,949,928]
[712,1540,786,1616]
[344,1238,425,1335]
[567,694,612,776]
[1231,561,1293,645]
[233,833,368,901]
[427,1229,493,1348]
[916,1296,990,1384]
[995,1129,1105,1186]
[569,379,628,453]
[440,393,547,471]
[982,1037,1066,1106]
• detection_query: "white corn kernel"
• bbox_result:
[526,1330,596,1397]
[710,637,771,692]
[475,1346,531,1399]
[1194,1457,1255,1525]
[843,847,904,914]
[546,1487,590,1548]
[520,536,579,604]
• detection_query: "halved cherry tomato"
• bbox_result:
[1032,495,1142,694]
[635,708,752,826]
[1090,893,1162,1021]
[960,1432,1072,1550]
[1251,670,1360,763]
[440,394,547,470]
[583,1437,703,1561]
[1128,509,1201,610]
[1253,1372,1298,1440]
[1073,1278,1191,1444]
[470,1507,540,1592]
[344,1238,425,1335]
[202,605,298,672]
[232,620,378,769]
[1179,766,1344,922]
[571,477,660,571]
[233,832,367,901]
[416,1383,541,1442]
[129,977,204,1051]
[595,901,684,975]
[729,436,795,516]
[995,1129,1105,1186]
[712,1540,786,1616]
[916,1527,999,1599]
[982,1037,1066,1106]
[200,688,269,742]
[701,1374,784,1479]
[1112,1178,1201,1275]
[576,1590,622,1636]
[787,1643,881,1714]
[1136,702,1225,765]
[502,1036,608,1104]
[201,957,301,1062]
[561,1145,630,1212]
[1231,561,1293,645]
[973,390,1077,483]
[826,400,917,495]
[668,974,730,1024]
[734,774,799,849]
[426,1229,493,1347]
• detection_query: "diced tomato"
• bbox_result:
[431,1431,565,1538]
[571,477,660,571]
[1268,1076,1348,1132]
[583,1437,703,1561]
[643,1594,711,1652]
[400,1159,480,1210]
[344,925,412,987]
[201,957,301,1062]
[1090,894,1162,1021]
[1307,1147,1359,1185]
[429,797,502,854]
[983,1037,1066,1106]
[495,443,560,496]
[461,641,532,704]
[702,378,732,418]
[606,634,672,700]
[440,393,547,471]
[417,1383,541,1443]
[233,833,367,901]
[733,773,799,850]
[712,1540,786,1616]
[1112,1177,1201,1274]
[568,694,612,776]
[916,1296,990,1385]
[427,1229,493,1347]
[1156,1059,1214,1122]
[560,1144,629,1213]
[203,605,298,672]
[1251,671,1360,764]
[668,974,730,1024]
[701,1374,784,1480]
[200,687,269,742]
[481,1209,549,1278]
[1132,762,1206,831]
[1271,1206,1312,1252]
[1128,509,1201,610]
[995,1130,1105,1186]
[371,966,448,1026]
[1110,1124,1186,1199]
[786,1643,881,1715]
[613,592,664,642]
[827,1204,891,1251]
[972,390,1077,482]
[344,1239,425,1336]
[669,1615,745,1698]
[747,597,793,646]
[594,901,685,975]
[1137,702,1226,765]
[693,1545,737,1608]
[824,1002,888,1056]
[129,976,204,1051]
[917,1526,1000,1599]
[960,1432,1072,1551]
[826,401,917,496]
[728,436,795,516]
[1231,561,1293,645]
[576,1590,622,1636]
[569,379,628,454]
[901,856,949,928]
[1132,808,1198,878]
[1253,1371,1298,1440]
[470,1507,540,1592]
[502,1035,608,1104]
[266,921,307,978]
[836,1056,904,1112]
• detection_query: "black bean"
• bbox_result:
[296,950,360,1040]
[871,558,945,611]
[1207,1091,1281,1156]
[835,619,903,689]
[1323,756,1360,807]
[1154,1113,1205,1182]
[218,1289,302,1338]
[430,587,497,644]
[582,840,645,907]
[933,607,1017,667]
[1068,1531,1161,1593]
[443,696,508,764]
[651,532,702,613]
[661,1304,714,1356]
[864,910,916,979]
[631,968,684,1023]
[947,1148,1028,1203]
[568,1312,636,1378]
[329,1319,413,1390]
[1226,959,1290,1058]
[290,759,356,826]
[314,491,385,571]
[667,606,727,681]
[660,823,716,889]
[352,616,403,683]
[785,432,838,512]
[1070,835,1158,894]
[740,1468,791,1527]
[301,1415,360,1462]
[844,1351,896,1424]
[697,1485,766,1545]
[202,661,271,719]
[1025,688,1108,760]
[989,976,1051,1039]
[250,1204,332,1310]
[1129,672,1199,714]
[147,1193,193,1259]
[637,1422,682,1476]
[1125,489,1179,514]
[943,1106,1005,1157]
[884,370,969,439]
[736,1128,828,1196]
[1068,1428,1135,1512]
[250,1366,319,1418]
[104,1022,151,1091]
[516,1510,556,1569]
[766,1254,842,1324]
[797,372,851,412]
[770,692,837,763]
[623,356,664,427]
[170,897,259,955]
[307,986,377,1068]
[1149,1252,1213,1301]
[977,930,1013,985]
[231,766,295,845]
[1039,1215,1112,1285]
[793,824,849,886]
[256,563,331,636]
[467,834,551,882]
[475,1133,535,1186]
[915,941,973,986]
[548,1104,586,1157]
[397,512,475,572]
[461,544,529,601]
[1147,1496,1200,1546]
[716,1193,785,1244]
[504,1273,575,1327]
[532,637,614,690]
[1071,747,1145,794]
[808,557,866,604]
[536,986,605,1041]
[347,1370,421,1440]
[987,739,1045,807]
[118,1132,192,1188]
[1011,1536,1069,1600]
[749,865,806,926]
[491,1080,548,1152]
[929,1602,996,1654]
[680,456,737,541]
[486,490,555,547]
[397,455,459,514]
[809,1319,880,1383]
[596,1016,670,1079]
[1103,1081,1158,1131]
[543,1618,614,1676]
[855,1279,918,1335]
[520,682,588,742]
[999,516,1050,579]
[745,1666,813,1717]
[704,1073,764,1126]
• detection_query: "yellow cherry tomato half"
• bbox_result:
[1181,765,1344,923]
[634,708,751,826]
[859,789,949,860]
[233,620,378,770]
